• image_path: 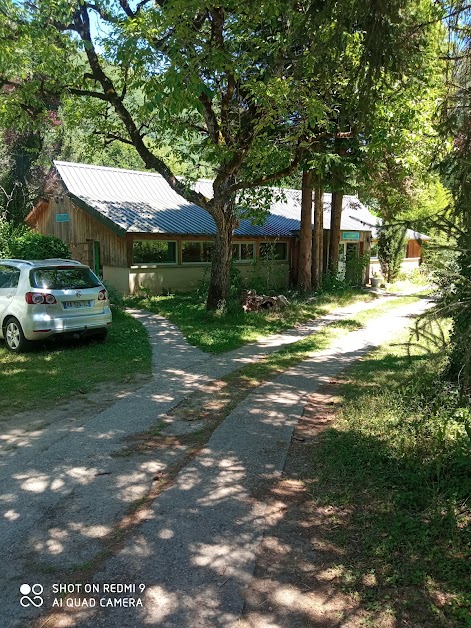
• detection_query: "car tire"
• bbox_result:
[3,318,32,353]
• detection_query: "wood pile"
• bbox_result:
[240,290,289,312]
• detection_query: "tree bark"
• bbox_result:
[328,191,343,275]
[312,177,324,290]
[298,169,314,291]
[206,184,237,310]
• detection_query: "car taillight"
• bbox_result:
[98,289,107,301]
[25,292,57,305]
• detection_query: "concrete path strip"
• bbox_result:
[67,298,431,628]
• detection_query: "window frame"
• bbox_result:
[181,240,214,265]
[232,241,256,263]
[131,239,178,267]
[259,241,289,262]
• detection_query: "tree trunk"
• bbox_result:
[206,197,236,311]
[312,177,324,290]
[298,169,314,291]
[328,191,343,275]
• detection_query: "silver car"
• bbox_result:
[0,259,112,352]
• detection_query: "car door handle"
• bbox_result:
[6,294,13,299]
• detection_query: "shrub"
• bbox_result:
[9,231,70,260]
[378,222,407,283]
[0,217,71,260]
[0,218,15,258]
[102,280,124,307]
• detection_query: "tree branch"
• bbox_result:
[66,4,209,209]
[231,140,307,192]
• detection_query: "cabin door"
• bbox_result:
[92,241,102,278]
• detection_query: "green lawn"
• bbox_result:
[307,323,471,625]
[125,288,380,353]
[0,308,152,415]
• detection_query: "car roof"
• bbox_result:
[0,259,85,269]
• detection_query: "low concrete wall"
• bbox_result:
[130,265,207,294]
[129,261,290,295]
[103,266,130,294]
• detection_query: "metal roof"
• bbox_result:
[54,161,217,235]
[53,161,428,240]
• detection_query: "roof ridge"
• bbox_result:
[54,160,165,178]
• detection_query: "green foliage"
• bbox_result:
[309,324,470,624]
[378,223,407,283]
[8,230,70,260]
[0,217,15,258]
[431,6,471,394]
[321,269,349,292]
[0,218,70,260]
[345,252,370,287]
[102,280,124,307]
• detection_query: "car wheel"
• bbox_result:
[3,318,31,353]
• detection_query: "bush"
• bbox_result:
[8,231,70,260]
[378,222,407,283]
[0,218,70,260]
[102,280,124,307]
[321,270,348,292]
[0,219,15,258]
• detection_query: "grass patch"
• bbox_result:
[125,288,379,353]
[123,292,427,459]
[0,307,152,415]
[305,323,471,625]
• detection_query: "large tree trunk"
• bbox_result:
[312,177,324,290]
[328,191,343,275]
[206,191,236,311]
[298,169,314,291]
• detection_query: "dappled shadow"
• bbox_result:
[240,373,470,627]
[1,298,433,627]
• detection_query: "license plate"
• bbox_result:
[63,300,92,309]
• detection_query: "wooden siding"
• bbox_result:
[32,196,127,267]
[406,239,422,259]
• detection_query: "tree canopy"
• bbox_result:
[0,0,447,307]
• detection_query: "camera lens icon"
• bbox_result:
[20,584,44,608]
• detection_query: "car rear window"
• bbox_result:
[30,267,101,290]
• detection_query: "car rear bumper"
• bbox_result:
[23,311,113,339]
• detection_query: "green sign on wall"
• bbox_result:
[342,231,360,241]
[56,213,70,223]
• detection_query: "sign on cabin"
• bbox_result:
[56,213,70,223]
[341,231,360,241]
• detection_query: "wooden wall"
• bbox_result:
[406,239,422,259]
[32,196,127,267]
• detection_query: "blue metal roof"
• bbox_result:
[54,161,383,237]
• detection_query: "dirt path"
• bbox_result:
[0,294,427,628]
[32,299,430,628]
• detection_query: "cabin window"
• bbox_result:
[232,242,255,262]
[259,242,288,261]
[133,240,177,264]
[182,241,213,263]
